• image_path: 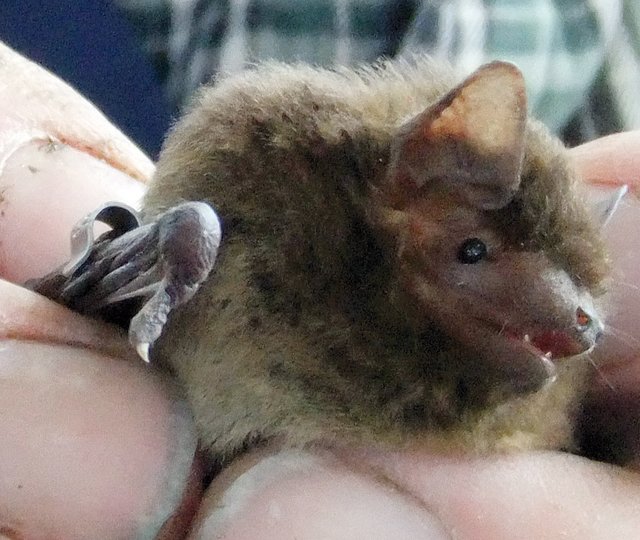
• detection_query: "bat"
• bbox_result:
[30,57,613,463]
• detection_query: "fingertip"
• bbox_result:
[0,342,202,539]
[0,41,155,182]
[0,139,146,282]
[189,447,449,540]
[570,131,640,190]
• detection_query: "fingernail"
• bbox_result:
[0,138,146,282]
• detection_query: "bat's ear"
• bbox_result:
[387,61,527,210]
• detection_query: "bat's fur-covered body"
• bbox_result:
[145,57,607,461]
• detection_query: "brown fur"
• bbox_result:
[144,57,608,462]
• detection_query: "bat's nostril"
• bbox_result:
[576,307,591,329]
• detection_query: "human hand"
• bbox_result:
[0,41,201,538]
[1,40,639,538]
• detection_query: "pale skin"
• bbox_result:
[0,42,639,539]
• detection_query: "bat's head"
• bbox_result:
[369,62,608,394]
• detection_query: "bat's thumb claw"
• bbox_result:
[128,289,170,363]
[136,342,151,363]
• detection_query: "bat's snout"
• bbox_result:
[524,306,603,361]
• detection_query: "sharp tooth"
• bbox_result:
[523,334,531,343]
[544,351,552,358]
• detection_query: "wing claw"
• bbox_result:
[27,201,222,362]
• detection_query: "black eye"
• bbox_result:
[457,238,487,264]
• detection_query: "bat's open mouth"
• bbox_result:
[503,328,588,362]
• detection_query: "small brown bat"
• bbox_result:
[33,57,610,462]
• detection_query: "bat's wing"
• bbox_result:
[26,201,221,361]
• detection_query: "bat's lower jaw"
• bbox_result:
[496,346,558,395]
[453,329,556,396]
[489,327,601,394]
[436,320,554,395]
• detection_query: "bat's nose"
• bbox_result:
[576,307,591,328]
[576,307,604,345]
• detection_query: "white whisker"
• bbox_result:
[585,352,615,391]
[498,319,509,336]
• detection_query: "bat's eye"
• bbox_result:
[457,238,487,264]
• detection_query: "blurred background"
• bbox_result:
[1,0,638,157]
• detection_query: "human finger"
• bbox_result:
[186,444,640,540]
[569,132,640,465]
[0,41,205,537]
[0,40,150,282]
[0,40,153,182]
[0,282,202,539]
